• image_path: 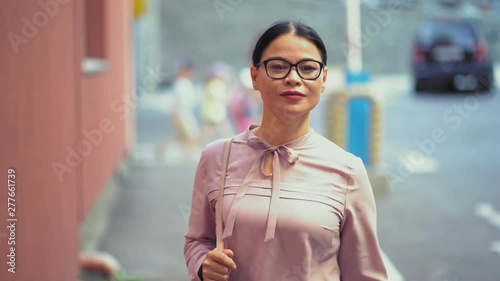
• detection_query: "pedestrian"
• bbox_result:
[199,62,235,144]
[228,67,260,133]
[157,60,201,161]
[184,20,388,281]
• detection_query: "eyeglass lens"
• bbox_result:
[265,59,322,79]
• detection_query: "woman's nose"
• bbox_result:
[284,67,302,85]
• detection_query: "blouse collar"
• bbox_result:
[222,124,314,242]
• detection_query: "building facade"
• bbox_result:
[0,1,133,280]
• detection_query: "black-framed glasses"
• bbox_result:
[256,58,324,80]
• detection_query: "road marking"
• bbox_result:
[381,250,405,281]
[398,150,439,174]
[474,202,500,231]
[474,202,500,255]
[491,241,500,254]
[370,74,410,103]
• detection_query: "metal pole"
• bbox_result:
[346,0,363,74]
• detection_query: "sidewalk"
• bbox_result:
[79,89,217,281]
[92,157,199,281]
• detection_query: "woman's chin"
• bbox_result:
[268,105,310,123]
[282,103,316,116]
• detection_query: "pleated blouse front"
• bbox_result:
[184,126,387,281]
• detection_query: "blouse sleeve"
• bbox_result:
[338,157,388,281]
[184,149,217,281]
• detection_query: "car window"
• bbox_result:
[419,21,477,47]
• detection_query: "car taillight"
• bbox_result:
[413,44,425,64]
[475,42,488,62]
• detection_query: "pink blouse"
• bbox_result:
[184,125,388,281]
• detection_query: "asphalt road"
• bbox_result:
[376,83,500,281]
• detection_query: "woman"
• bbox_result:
[184,20,388,281]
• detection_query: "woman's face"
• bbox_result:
[251,33,328,123]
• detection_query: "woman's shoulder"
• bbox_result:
[200,131,248,161]
[310,132,361,169]
[201,138,228,159]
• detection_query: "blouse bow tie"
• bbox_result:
[222,137,299,242]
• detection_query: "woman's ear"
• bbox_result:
[250,66,259,91]
[321,66,328,93]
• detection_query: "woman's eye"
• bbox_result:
[300,62,319,72]
[300,65,317,72]
[270,64,288,71]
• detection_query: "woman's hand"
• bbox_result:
[201,248,237,281]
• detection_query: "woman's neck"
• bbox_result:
[253,111,311,146]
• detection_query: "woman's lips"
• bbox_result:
[280,91,305,100]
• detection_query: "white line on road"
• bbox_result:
[370,74,411,100]
[474,202,500,232]
[491,241,500,254]
[399,150,439,174]
[474,202,500,255]
[381,250,405,281]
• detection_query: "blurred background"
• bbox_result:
[1,0,500,281]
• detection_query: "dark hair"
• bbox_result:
[252,20,327,66]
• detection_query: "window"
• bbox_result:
[82,0,108,75]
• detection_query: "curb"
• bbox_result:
[79,156,134,281]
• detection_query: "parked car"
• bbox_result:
[411,19,494,92]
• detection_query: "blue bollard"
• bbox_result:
[345,69,373,166]
[347,97,373,166]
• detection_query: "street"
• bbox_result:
[377,76,500,281]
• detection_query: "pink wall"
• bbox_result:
[0,1,132,281]
[79,0,132,219]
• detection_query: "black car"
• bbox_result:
[411,19,494,92]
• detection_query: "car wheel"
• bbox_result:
[414,79,425,93]
[476,75,493,93]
